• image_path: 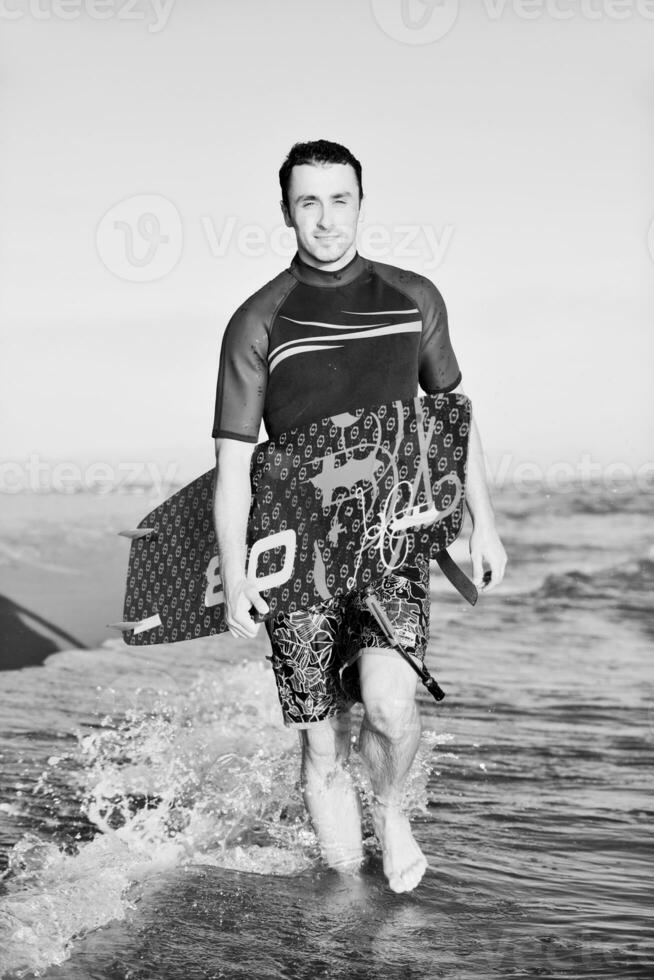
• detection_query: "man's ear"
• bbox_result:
[357,197,366,227]
[280,200,293,228]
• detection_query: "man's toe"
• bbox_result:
[387,856,427,893]
[403,857,428,892]
[388,871,408,893]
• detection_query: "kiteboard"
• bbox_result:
[114,392,474,646]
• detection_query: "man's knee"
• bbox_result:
[359,650,419,741]
[362,693,419,743]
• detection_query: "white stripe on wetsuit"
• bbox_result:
[268,321,422,373]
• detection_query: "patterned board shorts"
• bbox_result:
[264,557,430,728]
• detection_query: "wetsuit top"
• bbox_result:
[212,251,461,443]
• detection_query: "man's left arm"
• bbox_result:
[414,276,507,592]
[452,382,507,593]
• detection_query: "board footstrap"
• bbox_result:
[434,550,478,606]
[118,528,156,540]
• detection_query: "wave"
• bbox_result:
[527,557,654,632]
[536,555,654,596]
[566,492,654,517]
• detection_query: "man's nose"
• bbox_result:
[317,205,334,228]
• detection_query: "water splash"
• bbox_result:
[0,658,449,976]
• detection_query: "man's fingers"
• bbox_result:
[248,591,269,616]
[471,552,484,587]
[480,556,507,593]
[222,578,267,639]
[228,590,267,637]
[471,530,508,595]
[226,604,258,637]
[227,619,257,639]
[244,581,268,611]
[226,615,249,637]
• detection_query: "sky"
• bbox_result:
[1,0,653,489]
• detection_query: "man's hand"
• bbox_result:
[224,577,269,639]
[213,438,268,639]
[446,385,507,596]
[469,523,507,594]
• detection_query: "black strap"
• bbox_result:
[364,591,446,703]
[435,549,478,606]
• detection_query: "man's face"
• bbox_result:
[282,162,361,268]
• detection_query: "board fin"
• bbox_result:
[107,613,162,635]
[118,528,156,540]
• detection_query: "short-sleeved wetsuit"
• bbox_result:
[212,251,462,727]
[212,251,461,443]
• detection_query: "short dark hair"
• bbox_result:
[279,140,364,211]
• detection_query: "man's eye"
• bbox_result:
[303,201,316,207]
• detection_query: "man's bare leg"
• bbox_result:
[299,710,364,871]
[357,651,427,893]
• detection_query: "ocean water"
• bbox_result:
[0,484,652,979]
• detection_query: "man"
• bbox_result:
[212,140,506,893]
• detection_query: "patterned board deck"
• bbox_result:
[121,392,471,645]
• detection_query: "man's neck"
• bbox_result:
[289,250,364,288]
[295,242,358,272]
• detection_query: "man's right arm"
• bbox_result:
[213,438,269,639]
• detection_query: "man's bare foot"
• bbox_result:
[371,802,428,893]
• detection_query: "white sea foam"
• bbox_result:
[0,656,449,976]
